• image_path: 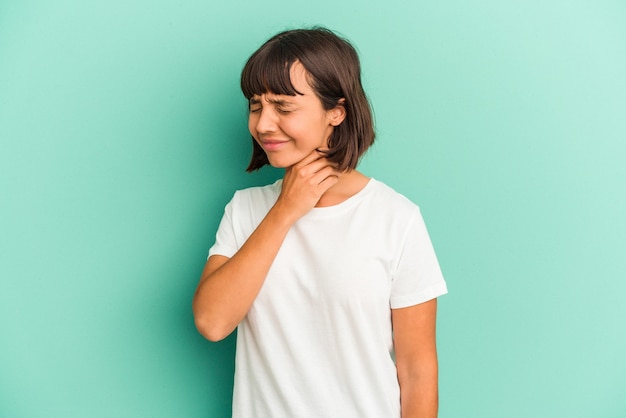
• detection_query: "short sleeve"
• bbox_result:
[207,194,239,259]
[390,207,448,309]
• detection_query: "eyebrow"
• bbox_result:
[249,97,296,106]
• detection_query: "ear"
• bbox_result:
[328,98,347,126]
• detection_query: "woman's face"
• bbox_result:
[248,62,345,169]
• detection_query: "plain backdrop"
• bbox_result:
[1,1,625,417]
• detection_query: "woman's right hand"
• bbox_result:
[274,149,341,222]
[193,149,341,342]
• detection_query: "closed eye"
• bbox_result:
[249,98,262,113]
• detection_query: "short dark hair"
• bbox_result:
[241,27,375,172]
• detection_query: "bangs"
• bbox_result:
[240,40,303,99]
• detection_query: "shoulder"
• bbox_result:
[233,179,281,200]
[367,179,421,217]
[229,180,282,211]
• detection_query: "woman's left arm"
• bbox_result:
[392,298,439,418]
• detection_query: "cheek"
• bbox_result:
[247,116,257,136]
[286,116,324,138]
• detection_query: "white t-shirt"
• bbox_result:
[209,178,447,418]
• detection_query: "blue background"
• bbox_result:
[1,1,625,416]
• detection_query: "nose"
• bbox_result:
[254,105,278,134]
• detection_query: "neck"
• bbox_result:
[315,170,370,207]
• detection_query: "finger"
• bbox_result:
[295,149,327,168]
[293,159,338,181]
[303,156,337,173]
[310,165,341,186]
[317,172,340,192]
[289,151,335,176]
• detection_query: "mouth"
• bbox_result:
[259,139,289,152]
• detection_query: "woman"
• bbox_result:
[193,27,447,418]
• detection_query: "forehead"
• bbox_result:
[242,52,316,99]
[288,63,311,91]
[250,64,313,100]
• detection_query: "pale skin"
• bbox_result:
[192,62,439,417]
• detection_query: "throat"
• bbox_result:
[315,171,370,207]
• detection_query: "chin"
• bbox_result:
[268,162,292,169]
[266,155,299,169]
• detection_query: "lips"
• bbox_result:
[259,139,289,151]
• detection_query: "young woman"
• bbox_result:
[193,28,447,418]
